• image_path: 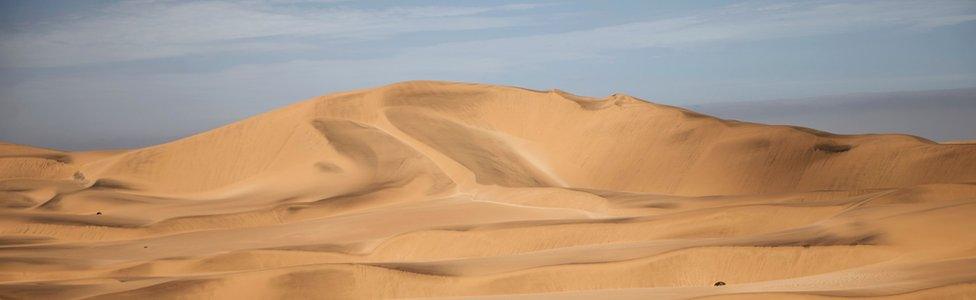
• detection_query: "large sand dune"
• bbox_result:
[2,81,976,299]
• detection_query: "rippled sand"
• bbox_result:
[2,81,976,299]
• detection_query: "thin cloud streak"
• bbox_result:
[3,0,973,69]
[0,1,545,67]
[388,0,976,67]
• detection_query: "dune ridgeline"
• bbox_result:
[2,81,976,299]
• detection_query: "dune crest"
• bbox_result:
[2,81,976,299]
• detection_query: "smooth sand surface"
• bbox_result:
[2,81,976,299]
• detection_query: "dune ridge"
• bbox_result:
[2,81,976,299]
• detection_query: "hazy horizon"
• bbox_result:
[692,87,976,142]
[2,84,973,150]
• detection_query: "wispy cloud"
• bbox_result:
[2,0,972,69]
[380,0,976,67]
[0,1,545,67]
[4,0,975,93]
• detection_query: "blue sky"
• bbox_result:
[1,0,975,149]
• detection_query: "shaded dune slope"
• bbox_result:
[2,81,976,299]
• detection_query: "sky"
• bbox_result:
[1,0,975,150]
[692,88,976,141]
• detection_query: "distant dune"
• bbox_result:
[2,81,976,299]
[691,88,976,142]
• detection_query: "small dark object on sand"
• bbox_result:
[714,281,726,286]
[96,212,102,215]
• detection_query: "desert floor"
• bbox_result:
[2,81,976,299]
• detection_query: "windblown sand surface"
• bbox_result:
[2,81,976,299]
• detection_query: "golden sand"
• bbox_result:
[2,81,975,299]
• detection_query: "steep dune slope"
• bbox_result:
[2,81,976,299]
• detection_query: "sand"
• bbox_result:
[2,81,976,299]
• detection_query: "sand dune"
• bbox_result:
[2,81,976,299]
